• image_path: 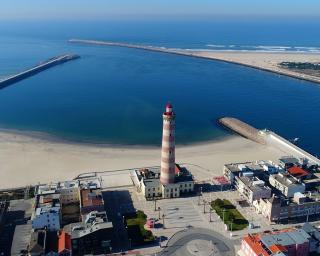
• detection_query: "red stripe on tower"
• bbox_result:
[160,103,176,184]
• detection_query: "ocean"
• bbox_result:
[0,19,319,155]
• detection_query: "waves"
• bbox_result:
[205,44,320,53]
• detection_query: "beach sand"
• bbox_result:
[0,130,285,189]
[188,50,320,84]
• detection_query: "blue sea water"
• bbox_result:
[0,19,320,155]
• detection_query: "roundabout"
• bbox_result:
[158,228,235,256]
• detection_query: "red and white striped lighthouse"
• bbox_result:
[160,103,176,184]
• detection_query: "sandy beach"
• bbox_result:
[188,50,320,84]
[70,39,320,85]
[0,130,285,189]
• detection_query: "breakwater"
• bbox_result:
[0,54,80,89]
[218,117,266,144]
[219,117,320,165]
[69,39,320,85]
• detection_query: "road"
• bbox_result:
[102,190,134,253]
[158,228,235,256]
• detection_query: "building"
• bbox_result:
[287,166,311,181]
[37,181,80,205]
[32,193,61,231]
[223,162,255,184]
[269,173,305,197]
[28,230,58,256]
[223,161,281,185]
[0,201,8,228]
[235,176,272,204]
[64,211,113,255]
[255,193,320,222]
[254,196,282,222]
[132,104,195,199]
[79,188,104,216]
[301,223,320,254]
[240,228,311,256]
[58,231,72,256]
[279,156,300,169]
[134,165,194,199]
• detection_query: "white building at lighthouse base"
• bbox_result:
[132,164,195,199]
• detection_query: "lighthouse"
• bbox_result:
[160,103,176,184]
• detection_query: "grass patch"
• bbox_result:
[211,199,248,231]
[125,210,155,245]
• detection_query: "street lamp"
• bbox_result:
[128,238,132,250]
[158,207,161,220]
[203,199,206,214]
[162,213,165,229]
[209,208,213,222]
[198,186,203,205]
[154,198,157,211]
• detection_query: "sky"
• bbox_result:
[0,0,320,20]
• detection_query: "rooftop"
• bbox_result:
[243,228,310,256]
[237,176,271,193]
[136,164,194,185]
[37,181,79,195]
[79,178,101,189]
[80,189,103,208]
[260,229,310,247]
[288,166,310,178]
[279,156,300,165]
[65,211,113,240]
[270,173,301,187]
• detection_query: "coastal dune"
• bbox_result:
[0,130,284,189]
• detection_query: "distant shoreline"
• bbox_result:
[69,39,320,85]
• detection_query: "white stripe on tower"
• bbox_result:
[160,103,176,184]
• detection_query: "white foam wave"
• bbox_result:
[206,44,225,48]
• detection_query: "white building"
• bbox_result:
[37,181,80,205]
[235,176,272,203]
[269,173,305,197]
[134,166,194,199]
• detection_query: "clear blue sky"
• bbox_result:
[1,0,320,20]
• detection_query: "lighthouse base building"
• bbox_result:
[133,164,195,199]
[132,103,195,199]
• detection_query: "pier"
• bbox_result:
[69,39,320,85]
[219,117,320,165]
[219,117,266,144]
[0,54,80,90]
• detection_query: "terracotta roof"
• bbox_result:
[269,244,288,253]
[175,164,181,174]
[80,189,103,208]
[243,234,269,256]
[288,166,309,178]
[58,231,71,253]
